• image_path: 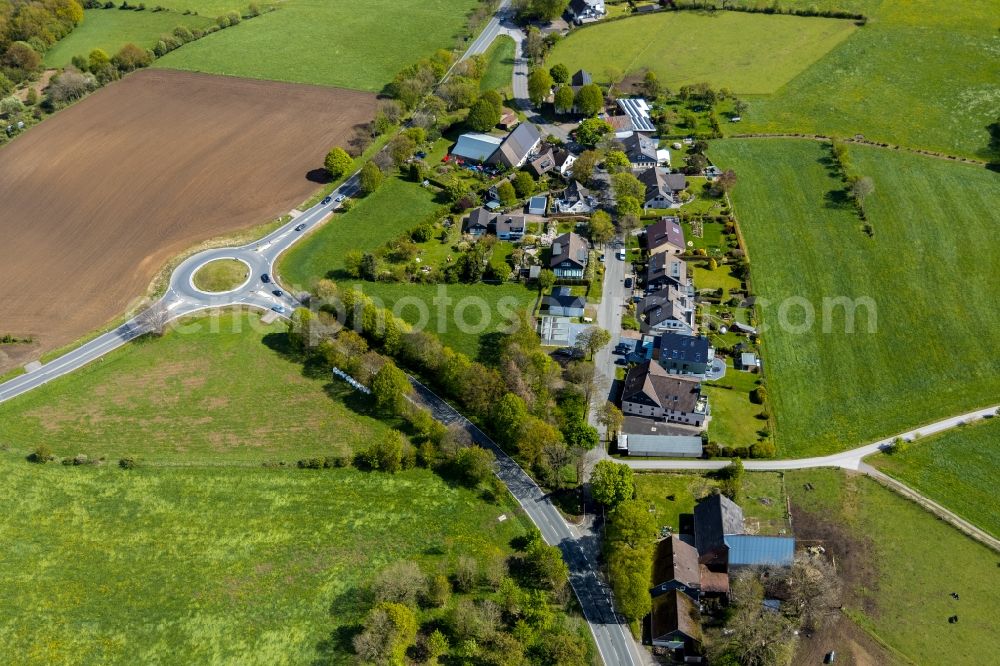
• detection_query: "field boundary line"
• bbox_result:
[724,133,990,166]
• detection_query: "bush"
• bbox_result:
[119,456,137,469]
[29,445,52,464]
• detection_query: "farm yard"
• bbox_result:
[870,418,1000,537]
[43,7,214,68]
[0,311,401,464]
[546,11,857,95]
[155,0,481,91]
[0,69,376,375]
[0,456,535,663]
[708,139,1000,457]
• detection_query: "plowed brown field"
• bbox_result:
[0,70,376,372]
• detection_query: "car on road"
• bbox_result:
[624,277,633,289]
[599,254,605,262]
[271,289,283,297]
[334,194,346,203]
[616,248,626,260]
[321,196,332,205]
[260,274,270,283]
[294,223,306,231]
[270,304,285,313]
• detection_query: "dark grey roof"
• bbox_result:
[665,173,688,191]
[650,589,703,643]
[492,122,541,167]
[653,536,701,590]
[693,493,745,557]
[465,207,492,230]
[571,69,592,87]
[622,132,658,163]
[647,252,687,287]
[639,167,672,202]
[543,286,586,310]
[621,361,702,413]
[646,216,685,251]
[562,180,592,203]
[640,288,691,328]
[660,332,710,365]
[493,214,525,235]
[550,232,589,269]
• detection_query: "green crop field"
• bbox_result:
[870,418,1000,537]
[708,139,1000,456]
[155,0,479,90]
[0,456,531,663]
[546,12,856,95]
[479,35,515,93]
[0,310,399,464]
[339,281,538,360]
[786,468,1000,663]
[279,173,442,290]
[733,0,1000,157]
[44,8,213,68]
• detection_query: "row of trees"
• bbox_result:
[0,0,83,85]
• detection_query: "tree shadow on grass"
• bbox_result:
[305,168,332,185]
[476,331,506,366]
[823,188,854,211]
[312,587,370,666]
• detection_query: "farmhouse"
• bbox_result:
[694,493,795,570]
[658,333,714,376]
[651,536,701,600]
[622,132,659,170]
[542,286,586,317]
[452,132,503,163]
[646,252,689,291]
[549,232,589,278]
[637,287,694,335]
[616,97,656,133]
[645,216,686,256]
[621,361,708,427]
[555,181,596,214]
[490,122,542,169]
[650,589,704,656]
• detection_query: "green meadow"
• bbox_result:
[155,0,480,90]
[479,35,516,93]
[871,417,1000,537]
[708,139,1000,456]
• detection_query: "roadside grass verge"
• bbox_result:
[786,468,1000,663]
[155,0,480,91]
[192,259,249,292]
[869,417,1000,537]
[708,139,1000,456]
[547,11,856,95]
[0,310,398,464]
[479,35,515,93]
[44,8,213,68]
[0,457,530,663]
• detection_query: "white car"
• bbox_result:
[334,194,346,203]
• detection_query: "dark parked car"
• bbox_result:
[321,196,332,205]
[272,290,283,297]
[624,277,633,289]
[260,274,270,283]
[294,223,306,231]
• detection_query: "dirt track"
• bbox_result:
[0,69,375,372]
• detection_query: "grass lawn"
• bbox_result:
[0,311,399,464]
[704,360,763,450]
[634,472,789,536]
[337,281,538,360]
[786,468,1000,663]
[192,258,249,292]
[734,0,1000,157]
[278,172,442,289]
[479,35,515,93]
[155,0,479,91]
[44,8,214,68]
[708,139,1000,456]
[869,417,1000,537]
[0,457,531,663]
[547,11,856,95]
[691,262,741,294]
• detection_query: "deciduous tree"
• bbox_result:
[324,146,352,179]
[573,83,604,117]
[360,160,384,194]
[575,117,612,147]
[527,67,553,107]
[467,95,501,131]
[590,459,634,508]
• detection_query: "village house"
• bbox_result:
[651,535,701,600]
[639,168,688,209]
[464,207,492,237]
[463,208,524,240]
[616,97,656,133]
[622,132,659,171]
[658,332,714,376]
[645,216,686,256]
[649,589,704,658]
[555,180,597,214]
[567,0,606,23]
[549,231,589,278]
[620,361,708,427]
[637,287,694,335]
[490,122,542,169]
[646,252,689,291]
[528,149,556,178]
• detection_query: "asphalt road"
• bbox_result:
[407,378,643,666]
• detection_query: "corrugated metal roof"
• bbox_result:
[724,535,795,567]
[452,133,502,162]
[620,434,702,457]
